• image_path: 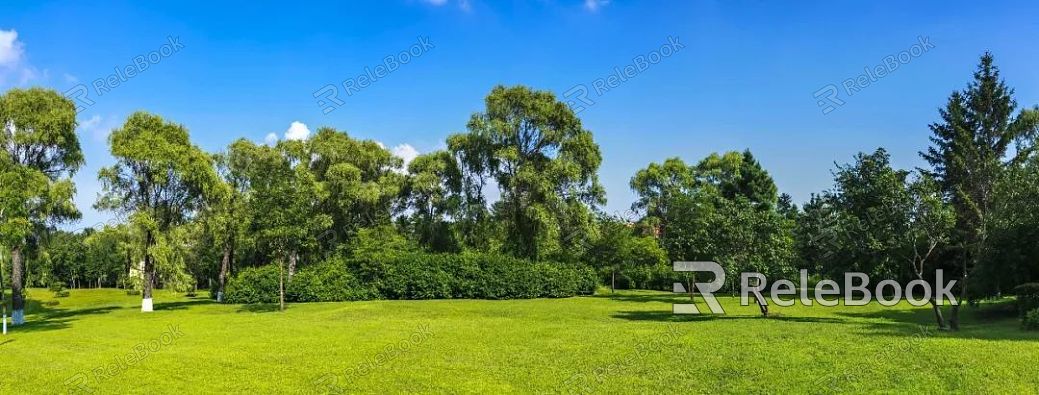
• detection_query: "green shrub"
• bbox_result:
[224,252,599,304]
[224,265,282,304]
[289,259,378,302]
[49,282,70,298]
[1013,283,1039,317]
[1023,308,1039,331]
[355,252,598,300]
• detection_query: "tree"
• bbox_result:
[920,53,1039,330]
[404,150,463,252]
[0,88,83,325]
[983,151,1039,293]
[829,148,912,281]
[234,139,331,310]
[630,157,694,239]
[97,112,218,312]
[587,215,668,292]
[449,85,605,260]
[640,151,795,286]
[901,174,955,329]
[696,150,778,210]
[206,143,255,301]
[307,127,404,242]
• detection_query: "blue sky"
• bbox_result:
[2,0,1038,229]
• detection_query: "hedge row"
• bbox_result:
[224,252,597,304]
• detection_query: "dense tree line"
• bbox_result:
[2,54,1038,330]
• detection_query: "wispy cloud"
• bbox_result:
[584,0,610,12]
[421,0,471,11]
[0,28,40,86]
[391,143,420,167]
[264,132,279,146]
[76,114,118,143]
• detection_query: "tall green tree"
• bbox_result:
[901,174,955,329]
[307,127,404,241]
[829,148,912,281]
[97,112,218,312]
[404,150,463,252]
[234,139,331,310]
[587,215,668,292]
[920,53,1039,330]
[206,143,256,301]
[449,85,605,260]
[0,88,83,324]
[630,157,694,239]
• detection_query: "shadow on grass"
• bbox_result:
[835,301,1039,342]
[236,303,281,313]
[155,298,215,311]
[611,310,847,324]
[16,305,123,333]
[593,293,691,305]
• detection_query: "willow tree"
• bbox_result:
[207,144,254,302]
[630,157,695,239]
[449,85,605,260]
[404,150,462,252]
[0,88,83,325]
[97,112,217,312]
[233,139,330,310]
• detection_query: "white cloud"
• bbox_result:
[285,121,311,141]
[422,0,470,11]
[0,29,39,86]
[63,73,78,83]
[584,0,610,11]
[264,132,279,146]
[391,143,420,167]
[76,114,114,142]
[0,29,25,67]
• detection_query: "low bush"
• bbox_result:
[358,252,597,300]
[224,265,282,304]
[1023,308,1039,331]
[223,252,599,304]
[49,282,70,298]
[1013,283,1039,317]
[289,258,379,302]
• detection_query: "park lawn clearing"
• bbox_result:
[0,289,1037,393]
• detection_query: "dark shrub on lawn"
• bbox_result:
[358,252,597,300]
[1024,308,1039,331]
[224,253,599,304]
[289,258,378,302]
[1013,283,1039,317]
[224,265,281,304]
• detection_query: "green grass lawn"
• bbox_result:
[1,288,1037,394]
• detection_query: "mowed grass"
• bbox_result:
[1,288,1037,394]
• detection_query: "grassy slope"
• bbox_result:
[0,288,1037,394]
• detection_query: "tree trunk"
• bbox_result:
[287,250,298,283]
[948,255,970,331]
[217,245,231,302]
[142,231,155,312]
[11,246,25,325]
[915,271,948,330]
[279,259,286,311]
[611,270,616,294]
